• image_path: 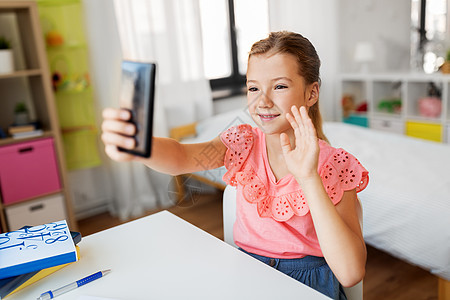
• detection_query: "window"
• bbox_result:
[411,0,447,73]
[199,0,269,97]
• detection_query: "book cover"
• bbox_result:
[7,121,40,135]
[8,125,36,135]
[11,129,44,139]
[0,220,78,280]
[0,229,81,299]
[4,246,80,298]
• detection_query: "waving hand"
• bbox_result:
[280,106,320,183]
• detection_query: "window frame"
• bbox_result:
[209,0,247,99]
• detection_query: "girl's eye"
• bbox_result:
[248,87,259,92]
[275,84,287,90]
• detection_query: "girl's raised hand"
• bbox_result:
[101,108,139,162]
[280,105,319,183]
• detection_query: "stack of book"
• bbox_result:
[0,220,81,299]
[8,123,43,139]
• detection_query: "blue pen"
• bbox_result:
[37,270,111,300]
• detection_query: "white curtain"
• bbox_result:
[114,0,213,129]
[83,0,212,220]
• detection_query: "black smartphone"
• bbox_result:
[117,60,156,158]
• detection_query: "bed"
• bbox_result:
[172,108,450,298]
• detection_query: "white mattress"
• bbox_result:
[184,109,450,280]
[323,122,450,280]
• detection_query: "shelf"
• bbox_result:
[371,112,402,120]
[339,72,450,144]
[341,72,450,82]
[0,69,43,79]
[46,42,87,50]
[0,131,54,146]
[405,116,443,123]
[61,125,95,134]
[55,86,92,95]
[37,0,81,6]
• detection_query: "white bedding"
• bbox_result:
[183,109,450,280]
[323,122,450,281]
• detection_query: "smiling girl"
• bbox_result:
[101,31,369,300]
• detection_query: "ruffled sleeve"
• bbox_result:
[319,147,369,205]
[220,124,254,186]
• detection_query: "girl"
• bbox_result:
[101,31,369,300]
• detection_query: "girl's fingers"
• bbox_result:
[279,132,292,154]
[299,106,317,139]
[285,111,298,129]
[286,106,317,143]
[291,105,307,138]
[105,144,135,161]
[101,131,136,149]
[103,107,131,121]
[286,110,303,144]
[101,107,138,162]
[102,119,136,136]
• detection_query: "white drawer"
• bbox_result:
[370,118,404,134]
[5,194,67,231]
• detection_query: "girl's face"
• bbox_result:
[246,52,318,136]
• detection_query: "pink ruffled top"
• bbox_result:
[220,124,369,259]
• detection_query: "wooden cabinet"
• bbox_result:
[338,73,450,143]
[0,1,76,231]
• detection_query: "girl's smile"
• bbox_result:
[257,112,281,122]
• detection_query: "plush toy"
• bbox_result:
[378,98,402,114]
[418,82,442,118]
[52,72,62,91]
[341,94,355,118]
[46,30,64,46]
[355,102,368,113]
[419,97,441,118]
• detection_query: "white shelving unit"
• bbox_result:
[338,72,450,143]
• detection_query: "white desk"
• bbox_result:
[8,211,330,299]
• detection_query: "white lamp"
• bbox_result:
[354,42,374,73]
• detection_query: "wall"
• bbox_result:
[338,0,411,73]
[268,0,339,121]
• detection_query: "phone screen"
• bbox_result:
[118,61,156,158]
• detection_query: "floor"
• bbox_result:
[78,191,438,300]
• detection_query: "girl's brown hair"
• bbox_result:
[248,31,328,142]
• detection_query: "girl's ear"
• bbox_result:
[306,82,319,107]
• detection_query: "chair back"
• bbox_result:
[222,185,363,300]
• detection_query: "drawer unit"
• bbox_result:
[0,138,61,204]
[5,194,67,231]
[370,118,404,134]
[405,121,442,142]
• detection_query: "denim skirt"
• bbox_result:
[239,248,347,300]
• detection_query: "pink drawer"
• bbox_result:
[0,138,61,204]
